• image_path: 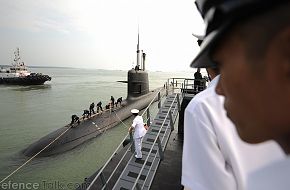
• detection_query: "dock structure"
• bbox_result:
[84,78,206,190]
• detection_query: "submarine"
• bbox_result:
[23,34,166,157]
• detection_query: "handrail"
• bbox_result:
[167,78,196,93]
[131,93,179,190]
[167,78,207,88]
[101,143,132,190]
[141,96,178,189]
[141,89,163,117]
[140,95,179,189]
[132,93,178,189]
[86,88,165,190]
[99,103,161,190]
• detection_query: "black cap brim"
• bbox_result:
[190,22,230,68]
[191,0,289,68]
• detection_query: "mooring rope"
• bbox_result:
[0,125,73,184]
[114,111,130,129]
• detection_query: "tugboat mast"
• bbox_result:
[13,48,25,68]
[13,48,20,66]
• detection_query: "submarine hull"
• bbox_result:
[23,87,165,157]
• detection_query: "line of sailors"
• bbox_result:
[70,96,123,126]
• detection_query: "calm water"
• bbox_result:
[0,67,195,189]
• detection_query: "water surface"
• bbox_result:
[0,67,195,189]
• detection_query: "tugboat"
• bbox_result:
[0,48,51,85]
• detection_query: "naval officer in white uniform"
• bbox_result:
[129,109,147,159]
[189,0,290,189]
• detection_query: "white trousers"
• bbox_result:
[134,137,143,158]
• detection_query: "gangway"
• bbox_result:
[112,93,181,190]
[85,77,205,190]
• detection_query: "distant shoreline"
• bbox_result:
[0,65,195,73]
[0,65,133,72]
[0,65,74,69]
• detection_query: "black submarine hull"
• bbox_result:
[23,87,164,157]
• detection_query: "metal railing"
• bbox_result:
[86,88,167,190]
[167,78,190,93]
[166,78,208,94]
[166,78,209,98]
[131,93,181,190]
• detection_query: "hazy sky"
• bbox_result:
[0,0,204,71]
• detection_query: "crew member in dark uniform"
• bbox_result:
[116,97,122,107]
[194,68,203,92]
[82,110,90,119]
[71,114,80,125]
[97,101,103,113]
[111,96,115,108]
[89,102,95,116]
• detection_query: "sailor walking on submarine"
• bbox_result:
[129,109,147,160]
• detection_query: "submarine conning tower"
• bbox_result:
[127,32,149,100]
[127,69,149,99]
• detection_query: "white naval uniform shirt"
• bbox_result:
[247,156,290,190]
[182,75,285,190]
[132,115,146,139]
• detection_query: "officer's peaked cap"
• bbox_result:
[191,0,289,68]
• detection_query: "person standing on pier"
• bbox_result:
[129,109,146,160]
[193,68,202,92]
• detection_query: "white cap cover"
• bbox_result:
[131,109,139,114]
